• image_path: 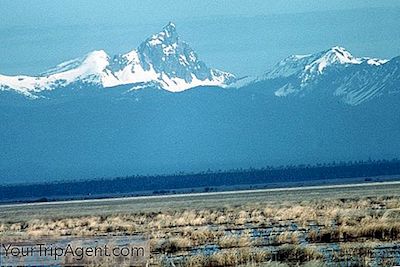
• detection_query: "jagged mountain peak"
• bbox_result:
[134,22,235,91]
[143,22,179,48]
[161,21,178,39]
[164,21,176,30]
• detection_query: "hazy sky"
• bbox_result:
[2,0,400,26]
[1,0,400,76]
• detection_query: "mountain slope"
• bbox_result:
[241,46,399,105]
[0,22,236,98]
[1,85,399,183]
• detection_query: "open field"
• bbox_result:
[1,182,400,266]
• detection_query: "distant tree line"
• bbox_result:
[0,158,399,202]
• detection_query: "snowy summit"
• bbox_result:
[264,46,388,81]
[256,46,396,105]
[0,22,236,98]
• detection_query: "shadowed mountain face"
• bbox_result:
[0,24,399,184]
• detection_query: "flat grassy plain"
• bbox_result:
[1,181,400,266]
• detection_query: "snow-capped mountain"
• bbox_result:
[263,46,387,81]
[1,43,400,183]
[1,30,399,106]
[0,22,236,98]
[250,46,399,105]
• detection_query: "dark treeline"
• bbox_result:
[1,158,400,202]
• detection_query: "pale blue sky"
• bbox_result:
[1,0,400,76]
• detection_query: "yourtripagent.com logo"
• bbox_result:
[0,237,149,266]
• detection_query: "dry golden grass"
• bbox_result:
[1,195,400,266]
[181,247,270,267]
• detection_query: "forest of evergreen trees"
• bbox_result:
[1,158,399,202]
